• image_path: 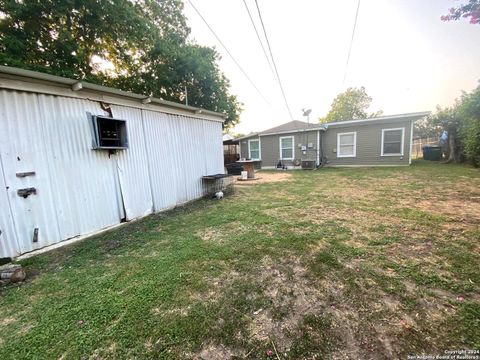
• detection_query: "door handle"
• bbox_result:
[17,187,37,198]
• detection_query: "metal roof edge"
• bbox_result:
[0,65,227,121]
[260,127,326,136]
[256,112,431,136]
[235,133,259,141]
[322,112,431,127]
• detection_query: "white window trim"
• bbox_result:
[381,127,405,156]
[337,132,357,158]
[248,138,261,160]
[279,136,295,160]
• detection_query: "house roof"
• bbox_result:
[235,120,315,140]
[259,120,317,135]
[237,112,430,138]
[322,111,430,127]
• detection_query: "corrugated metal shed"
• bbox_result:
[0,67,225,258]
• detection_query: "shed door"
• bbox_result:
[0,91,61,254]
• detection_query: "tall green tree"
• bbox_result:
[427,106,462,163]
[457,86,480,166]
[319,86,382,123]
[0,0,241,128]
[425,85,480,166]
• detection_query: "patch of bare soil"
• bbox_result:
[196,221,249,244]
[194,344,236,360]
[248,255,325,350]
[189,269,242,303]
[415,198,480,225]
[0,317,16,326]
[236,171,292,185]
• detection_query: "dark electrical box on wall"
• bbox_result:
[90,114,129,150]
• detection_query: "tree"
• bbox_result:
[319,87,382,123]
[427,107,462,163]
[441,0,480,24]
[413,117,442,139]
[457,85,480,166]
[426,85,480,166]
[0,0,241,129]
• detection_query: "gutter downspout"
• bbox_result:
[409,119,414,165]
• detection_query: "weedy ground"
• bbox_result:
[0,160,479,359]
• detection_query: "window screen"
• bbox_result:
[280,137,294,159]
[382,129,403,155]
[249,140,260,160]
[337,132,356,157]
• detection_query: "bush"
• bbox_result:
[458,86,480,167]
[462,118,480,166]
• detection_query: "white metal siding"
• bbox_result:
[110,105,153,220]
[0,156,19,258]
[36,95,122,240]
[0,90,223,258]
[0,91,62,253]
[142,111,223,211]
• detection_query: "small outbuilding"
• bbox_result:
[0,66,225,258]
[237,112,429,169]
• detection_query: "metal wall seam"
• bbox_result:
[110,105,153,220]
[141,110,177,211]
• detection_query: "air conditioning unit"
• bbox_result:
[90,114,129,150]
[301,160,316,170]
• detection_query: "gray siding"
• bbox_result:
[260,132,318,167]
[239,118,413,169]
[239,135,260,160]
[323,119,413,166]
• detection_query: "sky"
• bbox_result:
[183,0,480,135]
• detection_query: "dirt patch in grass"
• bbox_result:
[194,343,236,360]
[248,255,326,349]
[0,317,16,326]
[236,171,292,185]
[196,221,249,243]
[414,198,480,225]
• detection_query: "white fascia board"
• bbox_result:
[324,112,430,127]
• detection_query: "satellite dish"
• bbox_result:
[302,108,312,117]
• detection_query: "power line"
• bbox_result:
[254,0,294,121]
[342,0,361,87]
[241,0,276,80]
[187,0,271,106]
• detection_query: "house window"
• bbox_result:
[381,128,404,156]
[280,136,294,160]
[337,132,356,158]
[248,139,260,160]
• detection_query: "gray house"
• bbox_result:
[238,112,429,168]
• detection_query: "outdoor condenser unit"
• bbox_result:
[301,160,316,170]
[90,115,129,150]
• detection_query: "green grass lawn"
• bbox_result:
[1,161,479,359]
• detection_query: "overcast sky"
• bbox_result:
[183,0,479,134]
